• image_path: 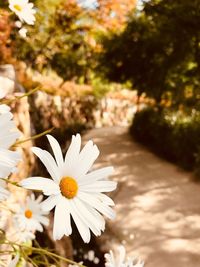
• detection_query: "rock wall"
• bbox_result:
[28,90,137,140]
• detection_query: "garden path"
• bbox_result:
[84,126,200,267]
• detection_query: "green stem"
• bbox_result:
[0,178,21,188]
[13,127,54,147]
[34,239,49,265]
[0,87,41,105]
[6,241,87,267]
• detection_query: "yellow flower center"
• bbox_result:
[24,209,33,219]
[59,177,78,199]
[13,4,22,11]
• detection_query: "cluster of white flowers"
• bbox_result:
[0,94,21,200]
[0,1,145,266]
[0,93,143,265]
[0,91,50,266]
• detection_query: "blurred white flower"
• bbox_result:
[19,27,28,38]
[21,134,116,243]
[0,112,21,179]
[14,194,49,232]
[15,20,22,28]
[8,254,19,267]
[105,246,144,267]
[94,257,100,264]
[9,0,36,25]
[105,246,126,267]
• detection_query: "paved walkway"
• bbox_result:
[84,127,200,267]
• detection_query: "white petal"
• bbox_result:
[79,166,114,185]
[35,194,43,203]
[0,130,20,146]
[53,197,71,240]
[95,193,115,206]
[32,147,60,182]
[68,200,91,243]
[64,134,81,173]
[20,177,60,196]
[73,198,103,236]
[78,192,116,220]
[118,246,126,265]
[74,144,100,178]
[0,104,10,113]
[84,202,105,231]
[37,215,49,226]
[34,220,43,232]
[41,195,61,211]
[80,181,117,193]
[77,140,93,160]
[47,135,64,167]
[0,112,12,126]
[62,199,72,235]
[105,250,116,266]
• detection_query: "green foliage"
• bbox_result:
[100,0,200,103]
[13,0,99,83]
[130,107,200,174]
[89,74,121,98]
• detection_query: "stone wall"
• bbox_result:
[28,90,137,139]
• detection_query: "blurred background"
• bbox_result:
[1,0,200,266]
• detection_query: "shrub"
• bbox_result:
[130,107,200,175]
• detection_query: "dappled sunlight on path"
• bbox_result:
[84,127,200,267]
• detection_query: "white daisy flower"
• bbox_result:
[9,0,36,25]
[20,134,117,243]
[8,254,20,267]
[14,194,49,233]
[0,111,21,179]
[105,246,144,267]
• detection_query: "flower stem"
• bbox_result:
[0,87,41,105]
[0,178,21,188]
[13,127,54,147]
[6,240,88,267]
